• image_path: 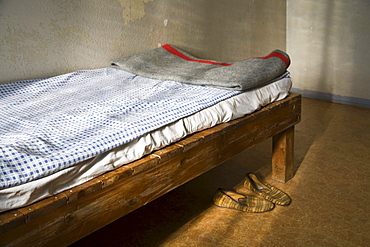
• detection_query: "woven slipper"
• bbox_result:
[244,173,291,206]
[213,188,274,213]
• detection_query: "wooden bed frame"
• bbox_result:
[0,93,301,246]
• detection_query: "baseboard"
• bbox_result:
[290,88,370,109]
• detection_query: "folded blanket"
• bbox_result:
[112,44,290,91]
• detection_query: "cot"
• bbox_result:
[0,45,301,246]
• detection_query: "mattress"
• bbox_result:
[0,45,292,212]
[0,77,291,213]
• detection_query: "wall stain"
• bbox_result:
[118,0,154,24]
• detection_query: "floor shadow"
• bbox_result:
[292,97,334,173]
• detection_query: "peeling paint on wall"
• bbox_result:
[0,0,288,87]
[118,0,154,24]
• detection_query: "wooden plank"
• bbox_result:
[272,126,295,182]
[0,93,301,247]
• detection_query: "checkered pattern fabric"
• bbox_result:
[0,68,241,189]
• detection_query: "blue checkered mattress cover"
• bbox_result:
[0,67,242,189]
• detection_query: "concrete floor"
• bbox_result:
[72,97,370,247]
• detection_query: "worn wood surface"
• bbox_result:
[272,125,295,182]
[0,93,301,247]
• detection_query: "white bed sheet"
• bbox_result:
[0,77,291,212]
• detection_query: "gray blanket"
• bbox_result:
[111,44,290,91]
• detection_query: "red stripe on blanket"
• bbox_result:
[162,44,232,66]
[256,52,290,67]
[162,44,290,68]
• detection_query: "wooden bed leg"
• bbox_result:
[272,126,295,183]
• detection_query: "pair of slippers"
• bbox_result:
[213,173,291,213]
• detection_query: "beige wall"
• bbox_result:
[3,0,367,106]
[287,0,370,104]
[0,0,286,84]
